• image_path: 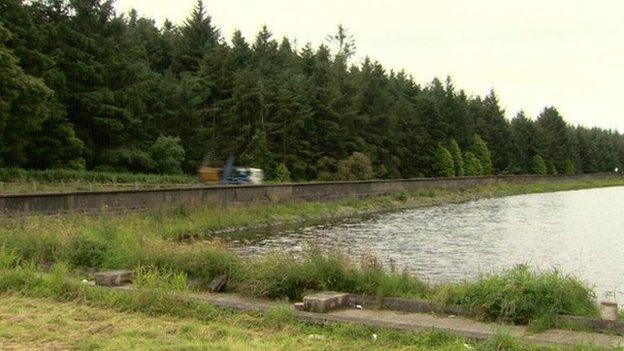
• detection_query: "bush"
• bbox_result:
[530,155,547,175]
[336,152,373,181]
[563,160,576,175]
[469,134,493,175]
[433,144,455,178]
[100,148,154,173]
[149,135,186,175]
[316,157,337,181]
[547,161,558,175]
[463,151,483,176]
[273,163,292,182]
[447,139,464,177]
[434,265,597,324]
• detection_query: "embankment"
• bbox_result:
[0,173,621,216]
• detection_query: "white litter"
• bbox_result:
[355,305,363,310]
[372,334,378,341]
[81,279,89,284]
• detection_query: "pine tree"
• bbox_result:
[447,139,464,176]
[463,152,484,176]
[433,144,455,178]
[469,134,493,175]
[530,155,547,175]
[0,23,53,166]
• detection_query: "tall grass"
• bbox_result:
[0,179,619,326]
[1,266,596,350]
[241,248,428,300]
[433,265,598,324]
[0,167,196,184]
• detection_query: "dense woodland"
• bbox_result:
[1,0,623,180]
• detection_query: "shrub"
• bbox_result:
[149,135,186,174]
[273,163,292,182]
[463,151,483,176]
[547,161,558,175]
[433,144,455,178]
[316,156,338,181]
[100,147,154,173]
[469,134,493,175]
[336,152,373,181]
[434,265,597,324]
[563,160,576,175]
[447,139,464,177]
[530,155,547,175]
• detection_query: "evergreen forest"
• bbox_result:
[1,0,623,180]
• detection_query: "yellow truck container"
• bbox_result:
[198,167,221,183]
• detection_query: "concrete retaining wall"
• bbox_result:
[0,173,619,216]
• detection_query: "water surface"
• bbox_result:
[229,186,624,302]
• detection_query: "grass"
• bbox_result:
[0,167,199,194]
[0,177,621,328]
[0,266,606,351]
[433,265,599,325]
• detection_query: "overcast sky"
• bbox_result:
[115,0,624,131]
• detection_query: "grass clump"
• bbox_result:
[242,247,428,300]
[434,264,598,325]
[67,236,110,268]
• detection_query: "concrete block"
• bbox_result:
[94,270,133,287]
[303,291,350,313]
[293,302,305,311]
[208,274,228,293]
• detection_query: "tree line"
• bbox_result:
[1,0,623,180]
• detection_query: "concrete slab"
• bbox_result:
[94,270,132,287]
[303,291,350,313]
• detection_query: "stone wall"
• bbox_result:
[0,173,619,216]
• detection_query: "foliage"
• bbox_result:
[463,151,483,176]
[547,161,558,175]
[434,265,597,324]
[469,134,493,175]
[530,155,547,175]
[67,236,110,268]
[0,1,622,177]
[273,162,292,182]
[336,152,374,181]
[447,139,464,176]
[0,168,195,184]
[149,135,186,174]
[433,144,455,177]
[563,160,576,175]
[0,280,581,350]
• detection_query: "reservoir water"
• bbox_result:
[230,186,624,302]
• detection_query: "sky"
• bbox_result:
[115,0,624,131]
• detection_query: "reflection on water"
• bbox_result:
[228,186,624,302]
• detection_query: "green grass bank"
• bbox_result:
[0,265,607,351]
[1,178,622,328]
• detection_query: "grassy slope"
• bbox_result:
[0,178,620,323]
[0,294,603,351]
